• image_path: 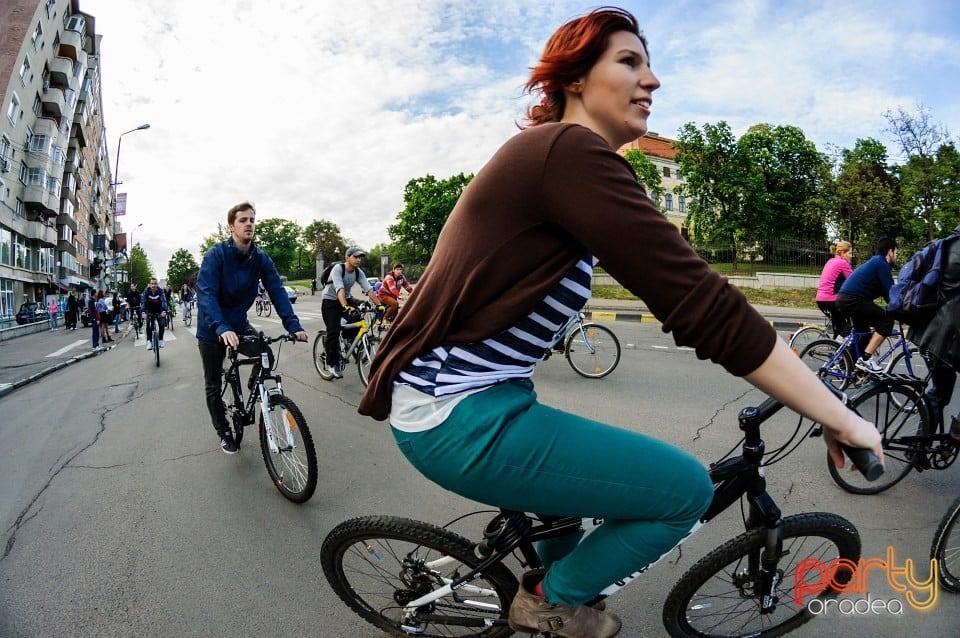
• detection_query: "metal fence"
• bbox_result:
[691,238,834,275]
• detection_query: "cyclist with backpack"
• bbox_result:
[320,247,379,379]
[836,237,898,373]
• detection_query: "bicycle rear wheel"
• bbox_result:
[798,339,852,390]
[931,495,960,593]
[259,394,317,503]
[787,325,827,356]
[565,322,621,378]
[663,512,861,638]
[321,515,518,637]
[827,381,931,494]
[313,330,335,379]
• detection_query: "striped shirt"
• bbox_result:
[390,257,592,432]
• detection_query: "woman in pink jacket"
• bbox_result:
[815,241,854,336]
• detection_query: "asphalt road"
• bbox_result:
[0,297,958,637]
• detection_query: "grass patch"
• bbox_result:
[592,284,817,309]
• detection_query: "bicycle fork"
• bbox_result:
[745,489,785,614]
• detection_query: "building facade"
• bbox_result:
[0,0,113,323]
[619,132,687,230]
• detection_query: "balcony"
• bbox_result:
[70,122,87,149]
[24,186,58,218]
[41,86,66,119]
[33,117,58,137]
[58,29,83,62]
[57,238,77,257]
[57,210,78,232]
[48,57,73,86]
[24,220,58,246]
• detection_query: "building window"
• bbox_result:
[0,278,14,320]
[0,136,10,174]
[6,93,20,124]
[65,15,86,35]
[19,57,31,85]
[29,134,51,155]
[0,227,10,266]
[15,199,24,218]
[32,22,44,50]
[45,0,56,19]
[662,166,671,178]
[19,163,27,184]
[27,167,46,187]
[679,196,686,214]
[665,193,673,211]
[32,93,42,116]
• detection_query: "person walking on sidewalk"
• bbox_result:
[47,298,59,331]
[66,292,78,330]
[88,291,101,349]
[112,292,122,333]
[359,8,884,637]
[97,291,113,343]
[196,201,308,454]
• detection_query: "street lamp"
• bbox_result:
[112,123,150,286]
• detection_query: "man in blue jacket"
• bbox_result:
[836,236,898,373]
[196,201,308,454]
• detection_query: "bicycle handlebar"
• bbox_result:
[819,377,885,481]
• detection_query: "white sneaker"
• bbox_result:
[159,340,165,348]
[855,357,884,373]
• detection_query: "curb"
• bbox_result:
[0,328,128,400]
[585,310,808,333]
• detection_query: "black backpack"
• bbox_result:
[319,261,347,287]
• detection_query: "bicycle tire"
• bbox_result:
[827,381,931,494]
[256,301,263,317]
[313,330,335,380]
[887,347,929,378]
[565,322,621,378]
[321,515,518,637]
[222,373,246,446]
[264,301,272,317]
[798,339,852,390]
[152,325,160,367]
[259,394,317,503]
[184,307,192,327]
[358,338,378,387]
[662,512,861,638]
[787,325,827,356]
[931,495,960,593]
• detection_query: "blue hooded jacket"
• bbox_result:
[195,238,303,343]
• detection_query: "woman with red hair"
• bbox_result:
[360,8,882,636]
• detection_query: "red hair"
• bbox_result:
[524,7,645,126]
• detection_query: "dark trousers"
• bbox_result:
[927,360,957,429]
[321,298,346,367]
[198,339,229,435]
[146,314,166,342]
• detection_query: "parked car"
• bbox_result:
[15,301,49,325]
[284,286,298,304]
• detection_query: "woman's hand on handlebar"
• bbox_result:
[822,411,884,471]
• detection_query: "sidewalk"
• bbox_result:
[0,300,820,399]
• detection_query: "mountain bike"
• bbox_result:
[144,313,163,367]
[255,296,272,317]
[786,308,849,355]
[824,372,959,494]
[222,331,317,503]
[320,388,881,637]
[542,311,622,378]
[313,301,384,386]
[931,493,960,593]
[797,322,925,391]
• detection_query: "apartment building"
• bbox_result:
[619,132,687,230]
[0,0,113,323]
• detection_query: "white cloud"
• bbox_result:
[80,0,960,276]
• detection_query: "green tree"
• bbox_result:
[388,173,473,264]
[622,149,664,205]
[199,223,229,256]
[128,244,154,291]
[302,219,348,263]
[166,248,200,290]
[674,121,748,262]
[832,138,903,246]
[254,218,302,275]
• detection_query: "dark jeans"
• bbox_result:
[836,294,894,337]
[321,298,351,367]
[927,359,957,429]
[816,300,850,337]
[145,314,166,341]
[198,339,230,435]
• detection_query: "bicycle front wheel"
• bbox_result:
[887,347,930,379]
[787,325,827,356]
[152,329,160,367]
[827,381,930,494]
[321,515,518,637]
[798,339,852,390]
[663,512,861,638]
[259,394,317,503]
[931,495,960,593]
[357,338,378,387]
[256,302,263,316]
[565,322,621,378]
[264,301,272,317]
[313,330,335,380]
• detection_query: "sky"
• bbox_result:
[78,0,960,278]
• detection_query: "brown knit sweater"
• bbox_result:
[359,123,776,420]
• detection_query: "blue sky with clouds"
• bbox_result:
[79,0,959,277]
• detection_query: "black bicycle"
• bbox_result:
[824,372,959,494]
[222,331,318,503]
[144,312,163,367]
[320,389,880,637]
[931,493,960,594]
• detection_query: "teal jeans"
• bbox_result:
[392,379,713,606]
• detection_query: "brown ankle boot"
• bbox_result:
[508,570,621,637]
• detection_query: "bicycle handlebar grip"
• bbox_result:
[840,444,884,481]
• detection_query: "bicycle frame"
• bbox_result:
[820,325,922,381]
[339,316,373,364]
[222,346,291,455]
[397,395,794,619]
